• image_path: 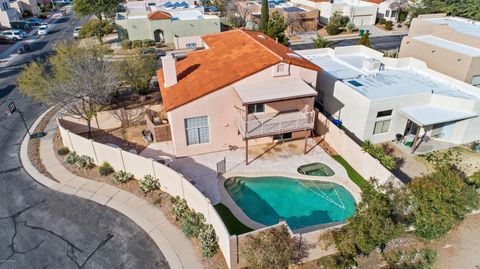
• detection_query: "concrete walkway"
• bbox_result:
[20,109,203,269]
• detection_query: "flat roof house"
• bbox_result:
[0,0,20,28]
[157,30,320,163]
[289,0,378,26]
[115,1,220,47]
[297,46,480,149]
[399,14,480,88]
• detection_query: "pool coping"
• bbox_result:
[218,170,362,234]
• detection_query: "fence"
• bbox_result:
[58,117,348,268]
[314,112,403,186]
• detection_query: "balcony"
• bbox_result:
[234,107,315,139]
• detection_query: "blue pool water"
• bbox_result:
[224,176,356,230]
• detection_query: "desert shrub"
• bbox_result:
[409,165,479,240]
[467,170,480,188]
[326,22,340,35]
[182,211,206,238]
[242,225,294,269]
[76,155,94,168]
[142,39,154,47]
[171,196,189,220]
[345,22,356,32]
[139,174,159,193]
[38,13,47,19]
[362,140,397,170]
[199,224,218,257]
[65,151,80,165]
[120,40,132,50]
[312,35,329,48]
[378,18,386,25]
[132,40,142,48]
[99,162,114,176]
[113,170,133,183]
[397,23,402,28]
[385,21,393,30]
[384,248,437,269]
[57,146,70,156]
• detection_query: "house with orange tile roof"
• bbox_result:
[115,3,220,46]
[156,29,321,163]
[290,0,378,26]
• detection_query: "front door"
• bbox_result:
[404,120,418,136]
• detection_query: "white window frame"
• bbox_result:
[373,119,391,135]
[186,42,197,49]
[272,63,289,77]
[248,103,265,114]
[472,75,480,88]
[185,116,210,146]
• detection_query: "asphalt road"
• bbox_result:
[0,12,169,269]
[290,34,406,51]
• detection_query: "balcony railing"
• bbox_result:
[234,106,315,139]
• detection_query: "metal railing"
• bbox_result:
[234,108,315,138]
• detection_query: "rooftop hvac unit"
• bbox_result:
[362,58,382,71]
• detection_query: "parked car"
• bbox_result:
[37,25,49,35]
[17,43,32,54]
[0,30,26,41]
[24,18,43,26]
[139,47,166,59]
[73,27,81,39]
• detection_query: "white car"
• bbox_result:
[38,25,49,35]
[0,30,26,41]
[73,27,81,39]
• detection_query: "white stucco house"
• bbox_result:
[0,0,20,28]
[290,0,378,26]
[296,46,480,147]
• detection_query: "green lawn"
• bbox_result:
[332,155,368,190]
[214,203,253,235]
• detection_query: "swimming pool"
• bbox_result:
[298,162,335,176]
[224,176,356,230]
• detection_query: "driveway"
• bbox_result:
[0,10,169,269]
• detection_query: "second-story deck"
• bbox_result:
[234,107,315,139]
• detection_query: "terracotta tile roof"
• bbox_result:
[367,0,384,3]
[148,11,172,20]
[158,29,321,111]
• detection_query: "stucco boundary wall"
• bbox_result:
[57,118,236,269]
[314,112,403,186]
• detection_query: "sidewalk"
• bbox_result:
[20,108,202,269]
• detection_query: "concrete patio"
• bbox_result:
[392,138,456,156]
[140,137,352,204]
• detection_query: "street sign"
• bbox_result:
[8,101,16,114]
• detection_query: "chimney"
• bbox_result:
[161,54,177,87]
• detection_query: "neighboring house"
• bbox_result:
[399,14,480,88]
[10,0,40,17]
[156,29,320,162]
[297,46,480,146]
[238,0,319,32]
[115,1,220,48]
[0,0,20,28]
[289,0,378,26]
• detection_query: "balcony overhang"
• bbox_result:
[234,78,317,105]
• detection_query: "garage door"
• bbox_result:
[353,15,373,26]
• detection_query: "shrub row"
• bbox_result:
[65,151,93,168]
[120,39,155,50]
[171,196,218,257]
[362,141,397,170]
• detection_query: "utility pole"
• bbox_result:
[8,101,31,137]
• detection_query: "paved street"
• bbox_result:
[0,11,168,269]
[290,34,406,51]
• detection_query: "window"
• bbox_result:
[391,10,397,18]
[376,110,392,118]
[277,63,287,73]
[472,75,480,88]
[348,80,363,87]
[373,120,391,135]
[185,116,209,145]
[248,104,265,114]
[385,10,390,17]
[273,133,292,140]
[186,43,196,49]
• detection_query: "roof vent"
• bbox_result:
[257,34,266,39]
[362,58,381,71]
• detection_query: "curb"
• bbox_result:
[20,108,201,269]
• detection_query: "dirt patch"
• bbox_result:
[28,107,61,182]
[53,131,227,268]
[415,146,480,177]
[82,125,150,153]
[105,91,161,111]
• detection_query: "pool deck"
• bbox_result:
[141,138,362,204]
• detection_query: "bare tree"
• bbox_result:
[226,0,254,28]
[286,12,301,36]
[17,43,119,138]
[389,0,409,13]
